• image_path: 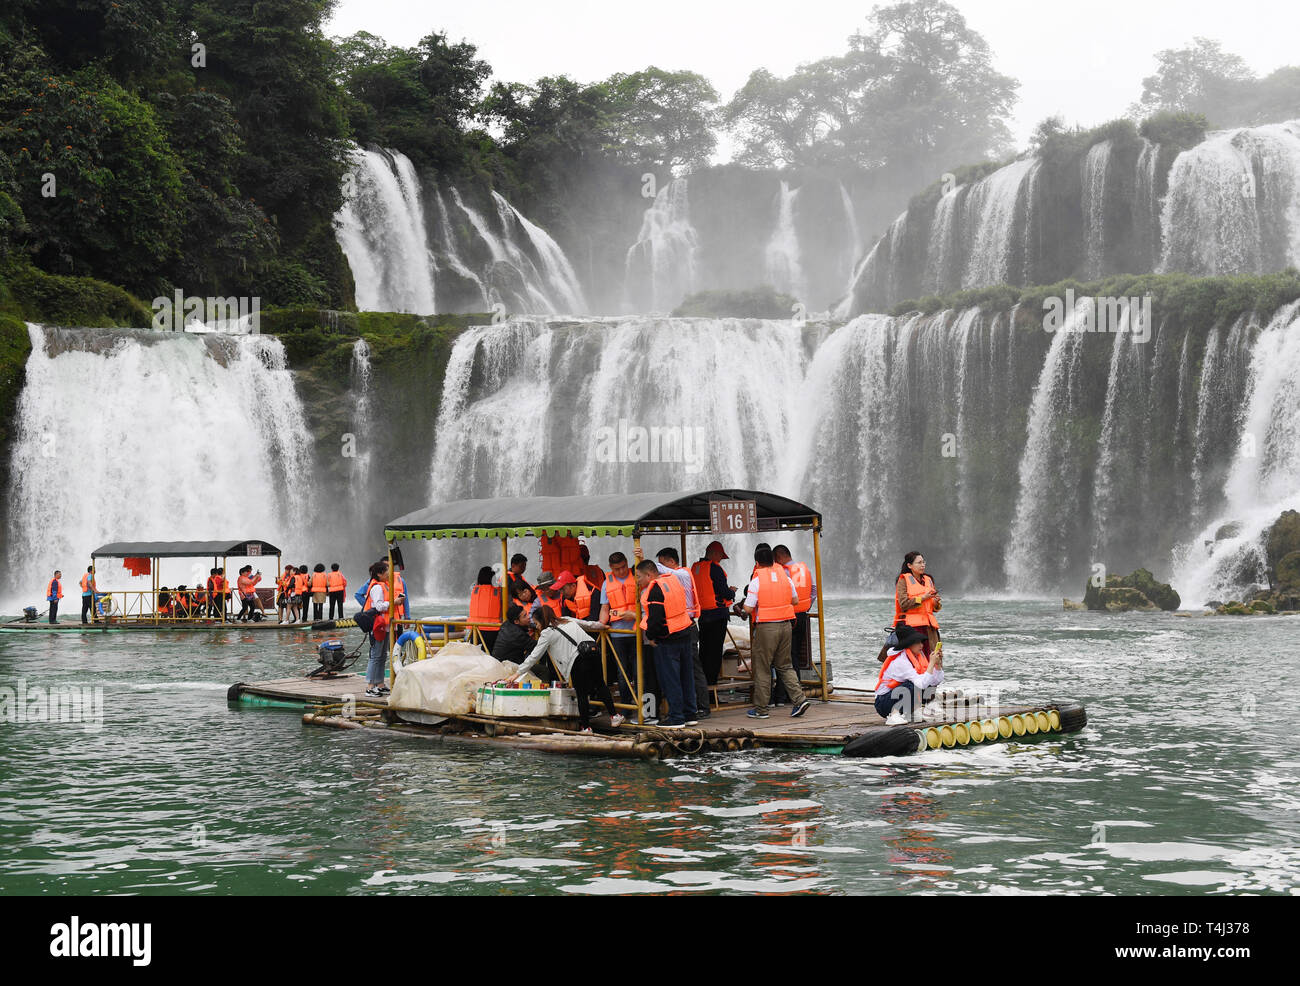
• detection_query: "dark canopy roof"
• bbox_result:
[384,490,821,541]
[91,539,281,559]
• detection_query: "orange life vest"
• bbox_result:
[47,578,63,600]
[293,572,309,594]
[80,572,93,593]
[468,584,502,625]
[640,575,691,634]
[539,593,564,618]
[603,572,638,622]
[539,534,585,578]
[311,571,328,593]
[785,561,813,614]
[327,571,345,592]
[691,559,721,611]
[574,575,595,618]
[362,578,392,612]
[895,572,938,628]
[875,648,930,691]
[753,565,795,623]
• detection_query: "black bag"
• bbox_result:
[355,608,378,635]
[555,623,598,662]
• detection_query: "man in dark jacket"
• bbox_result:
[492,604,551,677]
[636,559,696,727]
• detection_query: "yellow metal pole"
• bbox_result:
[633,534,644,724]
[500,537,509,622]
[152,556,158,626]
[812,523,828,702]
[386,541,396,686]
[679,526,687,568]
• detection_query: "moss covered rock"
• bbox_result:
[1082,567,1180,611]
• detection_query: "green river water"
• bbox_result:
[1,599,1297,895]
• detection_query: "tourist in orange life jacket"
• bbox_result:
[654,546,709,718]
[363,558,402,697]
[207,568,225,619]
[310,563,329,621]
[532,570,563,618]
[553,568,597,620]
[509,579,535,619]
[635,558,696,728]
[741,544,811,719]
[277,567,295,623]
[79,565,97,624]
[874,624,945,724]
[691,541,735,691]
[599,551,651,714]
[469,566,503,651]
[578,544,605,588]
[289,567,306,621]
[46,570,64,624]
[505,553,532,600]
[894,551,942,657]
[236,565,263,621]
[774,544,815,695]
[327,563,347,620]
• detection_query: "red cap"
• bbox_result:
[705,540,729,559]
[552,570,577,588]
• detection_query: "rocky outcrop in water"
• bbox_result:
[1082,568,1181,612]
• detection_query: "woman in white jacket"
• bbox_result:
[874,624,945,724]
[506,607,625,732]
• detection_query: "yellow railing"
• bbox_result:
[90,589,267,624]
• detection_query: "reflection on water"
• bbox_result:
[0,600,1297,894]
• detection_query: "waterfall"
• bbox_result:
[1160,121,1300,275]
[1004,319,1089,592]
[764,181,805,302]
[3,325,314,601]
[491,192,587,314]
[960,158,1038,289]
[1082,141,1112,279]
[624,178,699,313]
[1173,302,1300,604]
[335,147,438,315]
[921,185,963,295]
[1134,138,1162,270]
[348,339,375,503]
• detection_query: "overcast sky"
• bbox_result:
[327,0,1297,156]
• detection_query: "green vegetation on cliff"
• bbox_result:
[672,287,798,319]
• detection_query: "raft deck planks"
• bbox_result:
[232,674,1059,756]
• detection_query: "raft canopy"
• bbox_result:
[384,490,822,541]
[91,539,282,559]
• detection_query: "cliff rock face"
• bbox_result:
[1081,568,1181,612]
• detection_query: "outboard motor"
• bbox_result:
[307,638,358,679]
[23,606,38,623]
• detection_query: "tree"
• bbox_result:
[723,60,852,168]
[605,67,719,172]
[840,0,1018,175]
[1136,38,1254,119]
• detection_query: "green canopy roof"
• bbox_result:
[384,490,821,541]
[91,539,282,559]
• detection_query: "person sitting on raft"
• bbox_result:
[491,603,536,666]
[874,625,945,725]
[505,607,624,733]
[894,551,941,657]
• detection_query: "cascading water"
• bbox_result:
[335,147,438,315]
[491,192,588,314]
[921,185,963,295]
[1160,121,1300,276]
[1082,141,1112,279]
[348,338,375,504]
[2,326,315,602]
[624,178,699,313]
[1172,302,1300,605]
[764,181,805,302]
[960,157,1039,289]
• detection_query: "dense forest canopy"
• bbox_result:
[1,0,1297,311]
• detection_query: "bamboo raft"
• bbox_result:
[2,618,317,633]
[228,674,1087,759]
